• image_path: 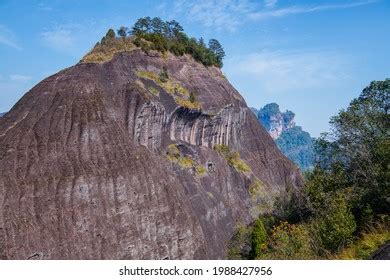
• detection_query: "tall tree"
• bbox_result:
[312,79,390,225]
[167,20,183,38]
[117,26,128,39]
[208,39,225,66]
[132,17,152,35]
[151,17,165,34]
[106,29,116,39]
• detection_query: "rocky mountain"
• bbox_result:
[0,113,5,118]
[0,40,302,260]
[257,103,295,140]
[253,103,314,171]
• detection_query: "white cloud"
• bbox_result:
[37,2,53,11]
[9,74,32,82]
[172,0,255,31]
[41,27,74,51]
[171,0,377,31]
[0,25,22,50]
[249,1,378,20]
[225,50,351,93]
[264,0,278,8]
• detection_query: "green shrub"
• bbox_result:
[159,67,169,83]
[166,144,180,162]
[214,145,251,173]
[250,218,267,259]
[263,221,315,260]
[195,165,207,176]
[310,193,356,254]
[227,224,252,260]
[249,180,275,217]
[178,156,194,168]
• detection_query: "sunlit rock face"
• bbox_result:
[0,50,302,260]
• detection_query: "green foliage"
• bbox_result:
[195,165,207,176]
[178,156,194,168]
[336,223,390,259]
[213,144,251,173]
[249,180,276,217]
[313,79,390,228]
[227,225,252,260]
[166,144,180,161]
[208,39,225,67]
[106,29,116,40]
[159,67,169,83]
[166,144,207,176]
[189,92,196,103]
[117,26,128,39]
[257,103,314,170]
[135,70,200,109]
[263,222,316,260]
[82,17,225,67]
[251,218,267,259]
[227,79,389,260]
[276,126,314,171]
[131,17,225,68]
[310,193,357,254]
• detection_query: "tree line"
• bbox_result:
[98,17,225,68]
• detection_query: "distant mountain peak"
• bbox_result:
[253,103,314,171]
[257,103,295,139]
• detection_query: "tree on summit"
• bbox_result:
[117,26,128,39]
[208,39,225,67]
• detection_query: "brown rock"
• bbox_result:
[0,50,302,259]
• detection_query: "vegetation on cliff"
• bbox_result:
[229,79,390,260]
[82,17,225,67]
[214,144,251,173]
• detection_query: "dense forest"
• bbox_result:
[229,79,390,259]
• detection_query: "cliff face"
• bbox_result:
[0,49,302,260]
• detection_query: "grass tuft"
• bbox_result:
[336,224,390,259]
[214,144,251,173]
[81,38,136,63]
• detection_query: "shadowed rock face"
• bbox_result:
[0,50,302,260]
[371,242,390,260]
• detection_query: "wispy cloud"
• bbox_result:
[40,21,108,54]
[9,74,32,82]
[264,0,278,9]
[249,1,378,20]
[37,2,53,11]
[172,0,255,31]
[225,50,351,93]
[0,25,22,50]
[41,26,75,51]
[170,0,377,31]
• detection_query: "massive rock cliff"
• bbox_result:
[0,49,302,260]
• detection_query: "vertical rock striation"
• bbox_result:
[0,50,302,260]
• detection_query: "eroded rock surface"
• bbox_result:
[0,50,302,259]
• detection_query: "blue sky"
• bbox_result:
[0,0,389,136]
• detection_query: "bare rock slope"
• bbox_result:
[0,49,302,259]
